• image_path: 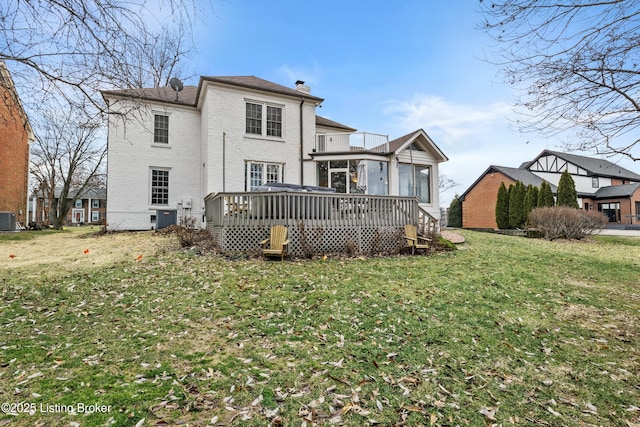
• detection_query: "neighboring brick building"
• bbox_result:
[30,187,107,226]
[0,61,34,226]
[460,150,640,229]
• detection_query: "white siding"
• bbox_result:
[532,171,612,194]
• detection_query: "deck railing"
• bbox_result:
[204,191,425,255]
[315,132,389,153]
[205,191,418,227]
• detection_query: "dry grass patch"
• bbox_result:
[1,227,176,275]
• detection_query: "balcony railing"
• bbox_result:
[315,132,389,153]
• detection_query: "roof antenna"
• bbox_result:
[169,77,184,101]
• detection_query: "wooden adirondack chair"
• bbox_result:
[261,225,290,260]
[404,224,431,255]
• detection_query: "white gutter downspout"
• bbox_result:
[299,99,304,186]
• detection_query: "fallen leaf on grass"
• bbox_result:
[479,406,497,421]
[8,254,16,259]
[547,406,561,417]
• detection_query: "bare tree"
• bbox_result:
[0,0,203,111]
[31,103,106,229]
[479,1,640,160]
[439,174,460,193]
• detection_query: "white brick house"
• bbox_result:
[102,76,448,230]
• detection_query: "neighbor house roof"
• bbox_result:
[459,165,556,201]
[593,182,640,199]
[34,187,107,199]
[525,150,640,181]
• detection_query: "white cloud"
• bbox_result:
[383,95,513,144]
[276,63,323,88]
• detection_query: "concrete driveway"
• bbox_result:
[596,228,640,237]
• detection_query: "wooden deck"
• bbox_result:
[204,192,437,256]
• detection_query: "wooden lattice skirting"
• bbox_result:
[208,223,406,257]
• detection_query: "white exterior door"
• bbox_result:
[72,209,84,224]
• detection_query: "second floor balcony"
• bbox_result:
[314,132,389,153]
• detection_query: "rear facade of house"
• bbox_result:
[102,76,448,231]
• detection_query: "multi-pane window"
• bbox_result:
[246,103,262,135]
[592,176,599,188]
[75,199,83,208]
[151,169,169,205]
[246,102,282,137]
[399,164,431,203]
[246,162,282,190]
[266,106,282,137]
[91,212,100,222]
[154,114,169,144]
[92,200,100,208]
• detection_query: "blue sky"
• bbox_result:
[187,0,637,206]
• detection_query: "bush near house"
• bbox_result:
[538,181,555,207]
[447,196,462,228]
[508,181,527,228]
[529,206,608,240]
[557,170,580,208]
[495,182,510,229]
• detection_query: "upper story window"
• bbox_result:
[151,169,169,205]
[74,199,83,208]
[92,199,100,208]
[266,106,282,137]
[154,114,169,144]
[246,102,283,138]
[246,103,262,135]
[592,176,599,188]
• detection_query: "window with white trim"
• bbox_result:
[74,199,82,208]
[151,169,169,205]
[399,164,431,203]
[154,114,169,144]
[91,212,100,222]
[245,162,282,190]
[245,102,282,138]
[92,199,100,208]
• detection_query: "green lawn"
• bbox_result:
[0,230,638,426]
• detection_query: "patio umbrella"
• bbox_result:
[356,160,368,192]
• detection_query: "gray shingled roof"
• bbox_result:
[101,85,199,106]
[492,166,557,189]
[459,165,557,201]
[102,76,324,106]
[527,150,640,181]
[201,76,324,103]
[316,115,356,131]
[594,182,640,199]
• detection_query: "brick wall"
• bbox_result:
[0,86,30,225]
[462,171,515,229]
